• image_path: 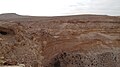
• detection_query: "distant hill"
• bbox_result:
[0,13,120,22]
[0,13,24,19]
[0,13,51,22]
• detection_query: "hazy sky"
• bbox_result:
[0,0,120,16]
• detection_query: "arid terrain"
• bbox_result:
[0,13,120,67]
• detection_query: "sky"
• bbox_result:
[0,0,120,16]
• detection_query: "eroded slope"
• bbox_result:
[0,14,120,67]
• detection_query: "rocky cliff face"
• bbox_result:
[0,14,120,67]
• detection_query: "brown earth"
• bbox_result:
[0,13,120,67]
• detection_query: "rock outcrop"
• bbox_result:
[0,13,120,67]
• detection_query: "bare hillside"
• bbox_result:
[0,13,120,67]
